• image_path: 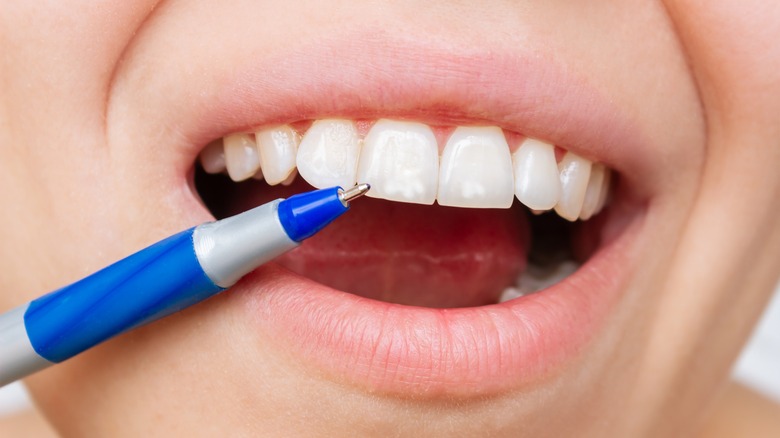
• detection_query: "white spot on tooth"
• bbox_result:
[357,119,439,204]
[296,119,361,189]
[437,126,514,209]
[256,125,300,185]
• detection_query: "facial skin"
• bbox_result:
[1,0,779,436]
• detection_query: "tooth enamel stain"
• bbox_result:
[296,119,361,189]
[579,163,606,220]
[223,133,261,182]
[256,125,300,185]
[356,119,439,204]
[554,152,592,221]
[437,126,515,209]
[199,140,226,174]
[512,138,562,210]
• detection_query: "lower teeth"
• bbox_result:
[499,260,580,302]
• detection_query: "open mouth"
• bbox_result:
[191,114,644,397]
[197,119,613,309]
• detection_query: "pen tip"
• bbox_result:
[340,183,371,204]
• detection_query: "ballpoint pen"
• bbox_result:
[0,184,370,386]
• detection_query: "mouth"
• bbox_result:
[116,32,653,397]
[193,115,645,398]
[198,118,615,308]
[193,114,642,396]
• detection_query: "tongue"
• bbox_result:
[204,178,529,308]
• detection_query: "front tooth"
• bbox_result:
[296,119,361,189]
[554,152,592,221]
[199,140,226,174]
[224,133,260,182]
[356,119,438,204]
[579,163,606,220]
[256,125,300,185]
[512,138,561,210]
[437,126,514,208]
[281,169,298,186]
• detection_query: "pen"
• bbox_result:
[0,184,370,386]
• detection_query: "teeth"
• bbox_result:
[256,125,300,186]
[499,261,580,303]
[224,133,261,182]
[579,164,606,220]
[437,126,515,208]
[498,286,525,303]
[596,168,611,212]
[199,140,226,174]
[554,152,592,221]
[280,169,298,186]
[213,119,613,221]
[512,138,561,210]
[296,119,361,189]
[356,119,439,204]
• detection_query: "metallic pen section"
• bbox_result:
[0,305,52,386]
[338,183,371,206]
[193,200,299,288]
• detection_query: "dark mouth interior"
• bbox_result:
[195,165,604,308]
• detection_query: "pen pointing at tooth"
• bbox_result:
[0,184,370,386]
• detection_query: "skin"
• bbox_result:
[1,0,779,436]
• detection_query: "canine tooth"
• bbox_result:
[437,126,514,208]
[224,133,260,182]
[512,138,561,210]
[554,152,592,221]
[256,125,300,185]
[356,119,438,204]
[297,119,361,189]
[579,164,606,220]
[199,140,226,174]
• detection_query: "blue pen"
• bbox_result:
[0,183,370,386]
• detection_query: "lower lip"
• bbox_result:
[234,212,642,397]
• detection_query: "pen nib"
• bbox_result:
[340,183,371,204]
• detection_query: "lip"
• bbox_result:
[236,210,642,396]
[110,28,655,396]
[132,31,658,199]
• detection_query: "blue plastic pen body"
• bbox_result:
[0,186,352,386]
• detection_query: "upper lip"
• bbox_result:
[109,30,656,199]
[108,27,654,396]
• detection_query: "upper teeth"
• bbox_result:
[199,118,612,221]
[357,119,439,204]
[438,126,515,209]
